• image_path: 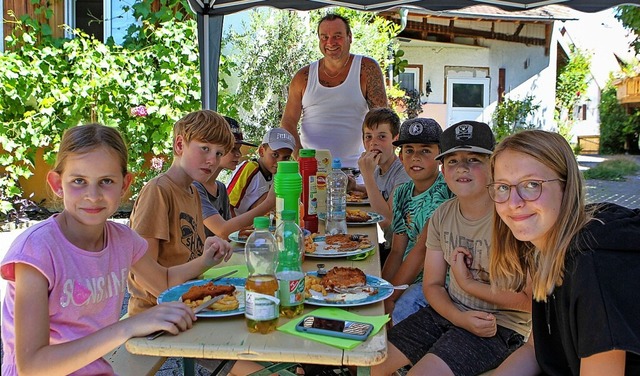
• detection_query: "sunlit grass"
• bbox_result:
[582,157,639,181]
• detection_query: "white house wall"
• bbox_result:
[486,37,558,130]
[399,24,559,131]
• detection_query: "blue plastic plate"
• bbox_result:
[304,272,393,307]
[157,277,246,317]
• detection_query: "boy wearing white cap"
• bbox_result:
[227,128,295,216]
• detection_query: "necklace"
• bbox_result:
[322,55,351,79]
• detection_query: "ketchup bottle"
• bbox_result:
[298,149,318,233]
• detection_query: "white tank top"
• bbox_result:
[300,55,368,168]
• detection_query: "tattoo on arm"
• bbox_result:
[363,60,388,108]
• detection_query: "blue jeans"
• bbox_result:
[392,282,428,325]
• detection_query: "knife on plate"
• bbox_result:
[192,294,226,314]
[203,269,237,283]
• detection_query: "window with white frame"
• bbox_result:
[398,66,421,93]
[65,0,137,45]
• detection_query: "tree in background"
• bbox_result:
[491,96,540,142]
[616,6,640,54]
[602,6,640,154]
[599,82,632,154]
[555,45,591,142]
[0,2,202,216]
[222,9,316,141]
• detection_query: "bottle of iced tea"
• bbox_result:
[244,216,279,334]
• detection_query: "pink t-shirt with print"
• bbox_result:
[1,216,147,376]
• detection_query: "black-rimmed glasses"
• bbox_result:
[486,179,565,203]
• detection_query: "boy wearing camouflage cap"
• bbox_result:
[382,117,453,324]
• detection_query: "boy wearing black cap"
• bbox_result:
[382,117,453,325]
[372,121,531,376]
[194,117,276,240]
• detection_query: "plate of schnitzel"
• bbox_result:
[157,277,246,317]
[346,191,369,205]
[229,227,308,244]
[303,269,393,307]
[304,233,374,258]
[346,210,383,226]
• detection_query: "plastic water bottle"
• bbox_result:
[325,158,348,235]
[315,149,332,218]
[275,210,305,318]
[244,216,279,334]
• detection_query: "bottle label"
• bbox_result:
[316,173,327,214]
[275,197,284,229]
[316,174,327,189]
[308,176,317,215]
[277,271,305,307]
[245,291,279,320]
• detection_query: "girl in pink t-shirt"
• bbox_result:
[1,124,233,376]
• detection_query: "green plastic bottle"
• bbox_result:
[275,210,305,318]
[274,160,302,228]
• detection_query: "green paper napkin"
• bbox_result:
[277,307,389,350]
[347,248,376,261]
[202,264,249,279]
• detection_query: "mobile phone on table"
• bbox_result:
[295,316,374,341]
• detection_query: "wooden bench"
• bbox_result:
[105,344,166,376]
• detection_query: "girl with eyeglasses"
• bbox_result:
[489,129,640,376]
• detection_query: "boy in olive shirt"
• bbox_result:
[373,121,531,376]
[127,110,235,315]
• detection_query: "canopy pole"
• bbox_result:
[196,12,224,110]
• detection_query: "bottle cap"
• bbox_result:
[253,216,270,229]
[281,209,296,221]
[299,149,316,157]
[331,158,342,169]
[277,160,299,173]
